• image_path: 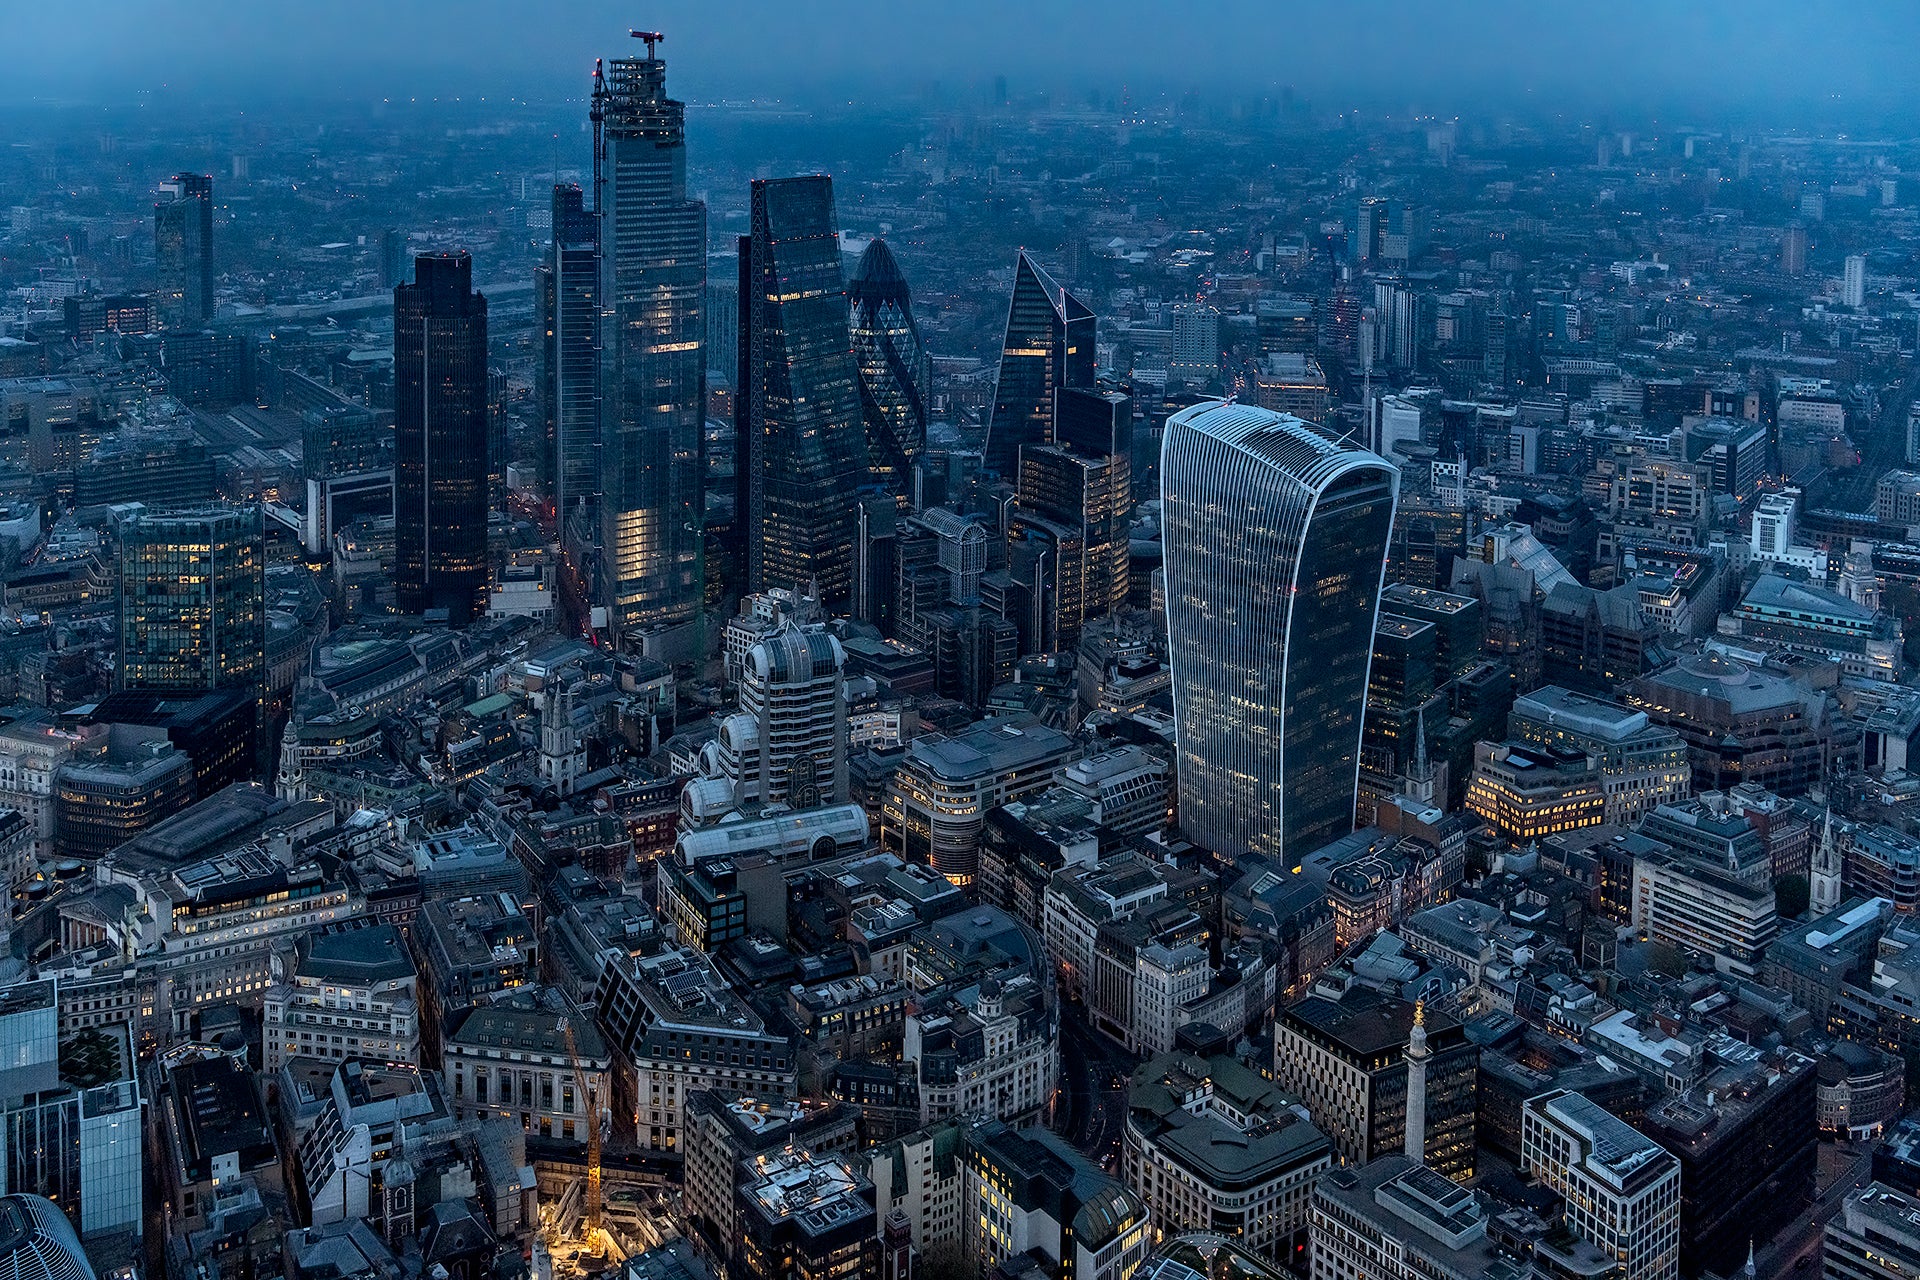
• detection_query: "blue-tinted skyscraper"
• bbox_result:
[594,45,706,640]
[983,251,1094,477]
[740,176,869,607]
[538,183,599,558]
[848,238,930,507]
[394,251,490,624]
[1161,402,1399,863]
[153,173,213,329]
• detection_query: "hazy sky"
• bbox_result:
[9,1,1920,121]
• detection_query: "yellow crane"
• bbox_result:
[556,1016,602,1239]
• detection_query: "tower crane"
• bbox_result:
[630,30,664,58]
[556,1016,602,1239]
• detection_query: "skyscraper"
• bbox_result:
[1844,254,1867,309]
[739,176,869,607]
[154,173,213,329]
[1009,385,1132,652]
[538,184,600,557]
[394,251,490,624]
[118,504,265,695]
[983,251,1094,477]
[594,43,706,639]
[1161,402,1399,863]
[848,238,931,506]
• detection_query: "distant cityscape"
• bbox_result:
[4,17,1920,1280]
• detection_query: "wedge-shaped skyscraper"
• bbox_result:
[1162,402,1399,863]
[984,251,1094,477]
[739,176,869,607]
[848,238,930,507]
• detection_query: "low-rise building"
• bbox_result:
[264,923,419,1072]
[1521,1089,1681,1280]
[443,988,609,1145]
[1508,685,1690,825]
[1271,987,1477,1180]
[1123,1052,1331,1260]
[592,945,794,1153]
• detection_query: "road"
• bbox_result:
[1052,1004,1138,1169]
[1758,1144,1875,1280]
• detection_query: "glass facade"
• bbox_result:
[741,176,869,608]
[983,252,1094,478]
[117,505,265,694]
[596,53,706,636]
[394,251,490,624]
[847,238,930,507]
[153,173,212,330]
[538,183,600,556]
[1010,385,1133,652]
[1161,402,1399,864]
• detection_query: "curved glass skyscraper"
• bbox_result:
[1161,402,1399,863]
[848,238,930,507]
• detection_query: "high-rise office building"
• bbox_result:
[1169,303,1220,388]
[594,44,707,639]
[118,505,266,695]
[154,173,213,329]
[394,251,490,624]
[983,251,1094,477]
[848,237,931,507]
[1009,385,1132,653]
[537,184,599,550]
[1161,402,1399,863]
[739,176,869,607]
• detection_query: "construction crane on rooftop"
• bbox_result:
[557,1016,602,1239]
[630,30,664,57]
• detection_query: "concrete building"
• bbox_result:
[881,718,1078,887]
[1123,1052,1332,1260]
[1508,686,1690,826]
[963,1120,1150,1280]
[1828,1184,1920,1280]
[592,945,794,1152]
[1272,987,1477,1180]
[264,923,419,1072]
[1521,1090,1680,1280]
[700,621,848,811]
[1308,1158,1522,1280]
[1465,741,1607,841]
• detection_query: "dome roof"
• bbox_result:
[848,237,911,310]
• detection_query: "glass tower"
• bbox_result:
[983,251,1094,478]
[1009,385,1133,653]
[1161,402,1399,863]
[118,504,265,694]
[848,237,930,507]
[394,251,490,624]
[538,183,599,558]
[153,173,213,329]
[594,49,707,639]
[740,176,869,608]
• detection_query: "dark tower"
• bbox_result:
[740,176,869,607]
[983,251,1094,477]
[848,238,931,509]
[154,173,213,329]
[538,183,600,560]
[394,251,490,624]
